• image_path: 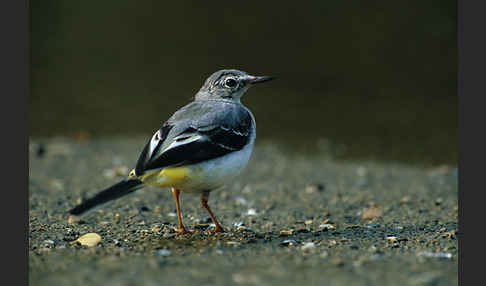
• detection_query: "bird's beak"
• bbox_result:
[246,75,275,84]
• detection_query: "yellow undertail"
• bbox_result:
[129,167,190,188]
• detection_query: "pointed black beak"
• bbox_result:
[247,75,275,84]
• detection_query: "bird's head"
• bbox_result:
[195,69,274,102]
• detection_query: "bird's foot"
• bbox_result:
[175,226,192,235]
[209,225,225,234]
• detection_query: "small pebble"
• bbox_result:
[280,239,298,246]
[301,242,316,250]
[319,224,335,230]
[279,230,293,235]
[305,183,325,194]
[361,204,383,220]
[386,236,397,243]
[320,251,329,258]
[246,209,258,216]
[328,240,337,246]
[74,233,102,247]
[365,223,380,229]
[235,197,248,205]
[400,196,410,204]
[155,249,171,256]
[151,225,162,233]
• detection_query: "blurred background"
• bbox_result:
[30,0,457,166]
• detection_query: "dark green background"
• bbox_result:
[30,1,457,165]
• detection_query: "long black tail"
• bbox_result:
[69,179,144,215]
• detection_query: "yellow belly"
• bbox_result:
[138,167,190,188]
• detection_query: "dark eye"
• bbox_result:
[224,78,237,88]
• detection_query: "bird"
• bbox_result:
[68,69,274,234]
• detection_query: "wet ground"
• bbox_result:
[29,137,458,286]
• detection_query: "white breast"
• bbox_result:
[179,139,254,193]
[178,110,256,193]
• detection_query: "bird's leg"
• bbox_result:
[201,191,224,233]
[172,188,189,234]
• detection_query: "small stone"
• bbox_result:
[155,249,171,256]
[280,239,298,246]
[246,208,258,216]
[235,197,248,205]
[361,204,382,220]
[386,236,397,243]
[442,230,457,239]
[232,221,244,227]
[279,230,293,235]
[319,224,335,230]
[151,225,162,233]
[304,220,313,225]
[400,196,410,204]
[236,225,248,231]
[365,223,380,229]
[301,242,316,250]
[305,183,325,194]
[74,233,102,247]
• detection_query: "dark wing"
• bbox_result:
[134,101,253,176]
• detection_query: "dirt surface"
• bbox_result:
[29,137,458,286]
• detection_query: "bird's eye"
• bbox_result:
[224,78,237,88]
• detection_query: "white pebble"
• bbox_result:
[75,233,101,247]
[155,249,171,256]
[301,242,316,250]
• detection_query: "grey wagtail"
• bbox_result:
[69,69,274,234]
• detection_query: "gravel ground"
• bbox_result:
[29,137,458,286]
